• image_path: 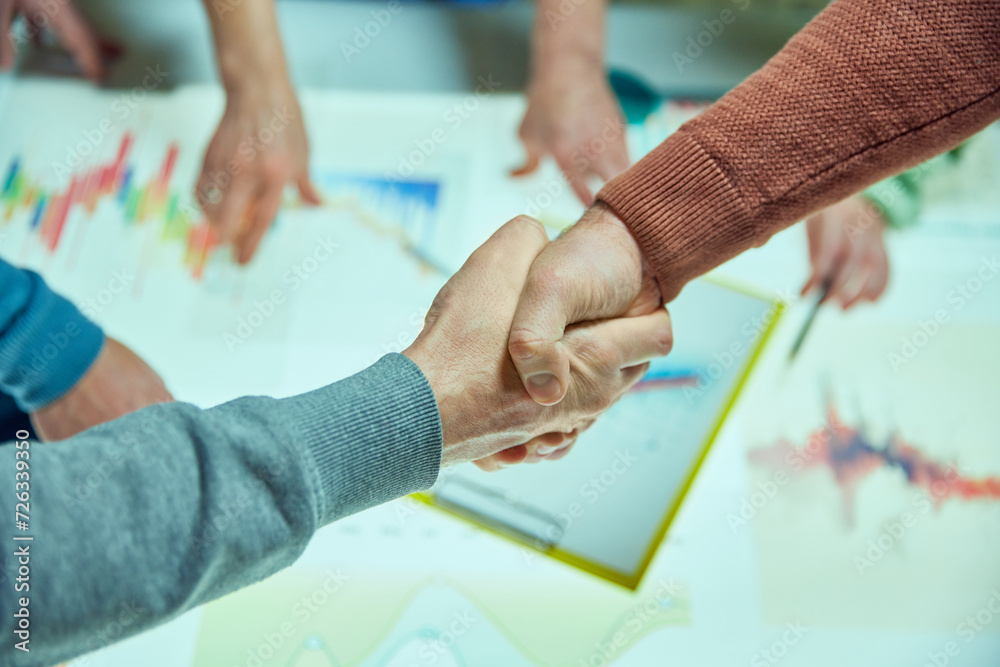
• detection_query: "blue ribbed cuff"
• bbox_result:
[287,353,442,526]
[0,266,104,412]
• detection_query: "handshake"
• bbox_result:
[403,203,671,471]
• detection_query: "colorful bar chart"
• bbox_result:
[0,133,219,279]
[0,135,449,288]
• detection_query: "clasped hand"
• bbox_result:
[404,209,669,471]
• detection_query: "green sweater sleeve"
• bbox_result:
[0,353,442,667]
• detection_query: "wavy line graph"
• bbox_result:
[748,403,1000,526]
[194,573,689,667]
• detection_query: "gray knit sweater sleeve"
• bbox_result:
[0,353,442,667]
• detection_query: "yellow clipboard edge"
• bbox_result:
[413,275,787,591]
[616,274,786,588]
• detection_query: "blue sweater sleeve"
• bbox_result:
[0,259,104,411]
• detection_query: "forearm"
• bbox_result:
[0,261,103,411]
[598,0,1000,301]
[0,354,440,666]
[530,0,607,85]
[202,0,292,97]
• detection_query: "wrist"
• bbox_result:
[206,0,292,98]
[402,343,460,465]
[580,202,662,307]
[403,340,525,467]
[531,0,605,83]
[216,51,293,101]
[531,50,604,91]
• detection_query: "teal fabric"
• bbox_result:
[860,145,966,230]
[0,260,103,411]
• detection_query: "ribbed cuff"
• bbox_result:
[286,353,442,526]
[0,268,104,412]
[597,132,756,303]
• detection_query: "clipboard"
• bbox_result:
[415,276,784,589]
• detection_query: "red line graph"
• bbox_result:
[748,405,1000,525]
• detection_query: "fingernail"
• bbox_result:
[526,373,561,403]
[537,445,559,456]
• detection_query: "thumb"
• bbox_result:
[572,308,673,371]
[507,254,591,406]
[508,210,646,406]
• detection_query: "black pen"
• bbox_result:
[787,280,832,363]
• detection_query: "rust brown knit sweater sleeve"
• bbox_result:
[597,0,1000,302]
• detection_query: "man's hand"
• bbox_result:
[513,64,629,205]
[513,0,627,205]
[29,337,173,441]
[801,195,890,310]
[196,0,319,264]
[507,203,662,406]
[403,216,671,467]
[0,0,109,81]
[195,82,318,264]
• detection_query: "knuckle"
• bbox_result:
[260,155,290,181]
[510,214,546,237]
[564,328,603,365]
[532,262,571,296]
[508,328,549,362]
